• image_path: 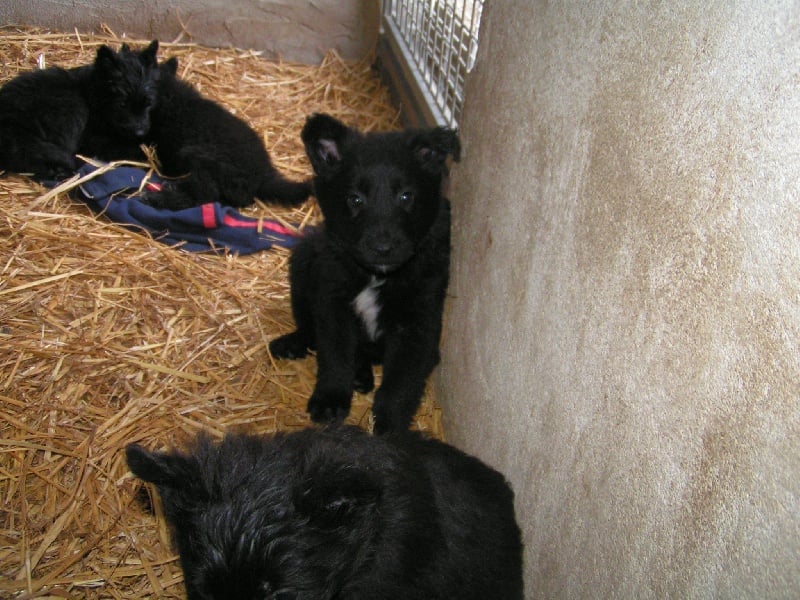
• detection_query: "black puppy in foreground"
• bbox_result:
[0,41,161,178]
[126,426,523,600]
[269,114,459,433]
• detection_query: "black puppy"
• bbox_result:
[126,426,523,600]
[0,41,161,178]
[269,114,459,433]
[142,56,310,210]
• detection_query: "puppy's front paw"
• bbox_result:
[372,410,392,435]
[44,159,78,180]
[140,188,168,209]
[352,361,374,394]
[269,332,309,359]
[307,389,351,423]
[372,395,413,435]
[141,183,197,211]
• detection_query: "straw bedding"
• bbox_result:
[0,26,443,598]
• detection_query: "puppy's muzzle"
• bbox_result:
[359,231,413,274]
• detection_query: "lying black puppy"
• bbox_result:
[0,40,161,178]
[0,39,309,210]
[126,426,523,600]
[269,113,459,433]
[142,56,311,210]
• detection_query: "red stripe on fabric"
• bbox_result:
[262,221,297,235]
[221,214,296,236]
[201,203,217,228]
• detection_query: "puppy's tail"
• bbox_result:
[257,171,312,207]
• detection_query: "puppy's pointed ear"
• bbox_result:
[301,113,351,176]
[95,45,119,68]
[126,444,196,489]
[411,127,461,175]
[139,40,159,67]
[294,466,381,528]
[161,56,179,77]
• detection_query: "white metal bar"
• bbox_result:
[382,0,484,127]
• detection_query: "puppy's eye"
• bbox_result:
[347,194,364,211]
[397,191,415,211]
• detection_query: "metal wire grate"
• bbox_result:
[381,0,484,127]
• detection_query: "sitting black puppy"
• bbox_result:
[269,113,459,433]
[126,426,523,600]
[142,56,311,210]
[0,40,161,178]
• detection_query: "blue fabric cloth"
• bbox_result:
[57,162,303,254]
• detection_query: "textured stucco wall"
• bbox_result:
[439,1,800,597]
[0,0,378,64]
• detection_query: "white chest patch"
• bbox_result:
[352,277,385,341]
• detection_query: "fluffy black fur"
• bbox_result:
[0,41,161,178]
[141,56,311,210]
[269,114,459,433]
[126,426,523,600]
[0,40,309,210]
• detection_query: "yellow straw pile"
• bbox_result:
[0,26,442,599]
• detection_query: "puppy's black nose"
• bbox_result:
[372,242,392,255]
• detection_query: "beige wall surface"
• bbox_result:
[439,1,800,597]
[0,0,379,64]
